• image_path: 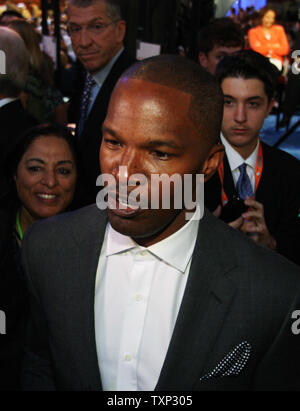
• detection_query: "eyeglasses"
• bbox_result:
[68,20,120,36]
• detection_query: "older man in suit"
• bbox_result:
[22,56,300,391]
[0,27,35,181]
[67,0,135,207]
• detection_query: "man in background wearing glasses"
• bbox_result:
[67,0,135,208]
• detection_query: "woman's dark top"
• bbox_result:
[0,209,29,390]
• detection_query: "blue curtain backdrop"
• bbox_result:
[215,0,267,17]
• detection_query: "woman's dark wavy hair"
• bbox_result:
[259,6,276,25]
[1,123,77,210]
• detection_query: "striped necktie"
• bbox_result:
[77,73,96,137]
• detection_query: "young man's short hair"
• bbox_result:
[197,18,244,55]
[216,50,279,102]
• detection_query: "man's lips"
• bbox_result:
[108,196,141,218]
[232,128,249,134]
[105,190,142,216]
[79,51,99,58]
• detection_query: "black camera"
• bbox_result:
[219,195,248,223]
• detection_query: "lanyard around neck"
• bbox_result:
[16,210,23,241]
[218,142,264,206]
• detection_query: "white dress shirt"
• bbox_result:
[220,134,259,193]
[94,207,201,391]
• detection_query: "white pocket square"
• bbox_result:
[200,341,251,381]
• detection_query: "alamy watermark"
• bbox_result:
[291,310,300,335]
[292,50,300,75]
[0,50,6,74]
[0,310,6,335]
[96,168,204,220]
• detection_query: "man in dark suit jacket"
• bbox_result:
[21,56,300,391]
[0,27,36,186]
[67,0,135,207]
[205,51,300,265]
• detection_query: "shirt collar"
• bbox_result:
[106,206,201,274]
[220,134,259,171]
[0,97,18,108]
[92,47,124,86]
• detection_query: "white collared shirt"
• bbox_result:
[0,97,18,109]
[220,134,259,193]
[94,207,201,391]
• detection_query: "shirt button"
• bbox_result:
[140,250,147,257]
[125,354,132,362]
[135,294,143,302]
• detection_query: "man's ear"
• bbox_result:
[201,143,224,182]
[116,19,126,44]
[198,52,208,69]
[266,98,275,117]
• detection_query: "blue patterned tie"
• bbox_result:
[77,73,96,137]
[236,163,254,200]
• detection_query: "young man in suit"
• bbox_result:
[67,0,135,207]
[197,18,244,75]
[22,56,300,391]
[205,50,300,265]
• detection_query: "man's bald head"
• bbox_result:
[0,26,29,98]
[118,55,224,147]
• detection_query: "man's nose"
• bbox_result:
[234,103,247,123]
[113,150,141,182]
[78,28,93,47]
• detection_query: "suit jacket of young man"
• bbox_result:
[21,205,300,391]
[205,142,300,266]
[70,50,136,208]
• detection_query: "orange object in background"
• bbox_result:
[248,7,290,71]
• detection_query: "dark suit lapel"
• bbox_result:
[64,208,107,390]
[78,50,134,151]
[155,212,237,390]
[223,154,236,200]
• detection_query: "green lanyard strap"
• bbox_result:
[16,210,23,241]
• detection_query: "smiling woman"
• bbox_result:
[0,123,77,390]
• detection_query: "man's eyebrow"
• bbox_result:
[246,96,263,101]
[102,126,119,138]
[223,94,263,101]
[146,140,181,149]
[103,127,181,149]
[69,18,105,25]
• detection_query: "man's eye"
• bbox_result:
[248,102,259,108]
[93,24,103,30]
[224,100,234,106]
[105,139,121,147]
[152,150,172,160]
[69,26,81,33]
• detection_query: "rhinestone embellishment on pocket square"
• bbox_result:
[200,341,251,381]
